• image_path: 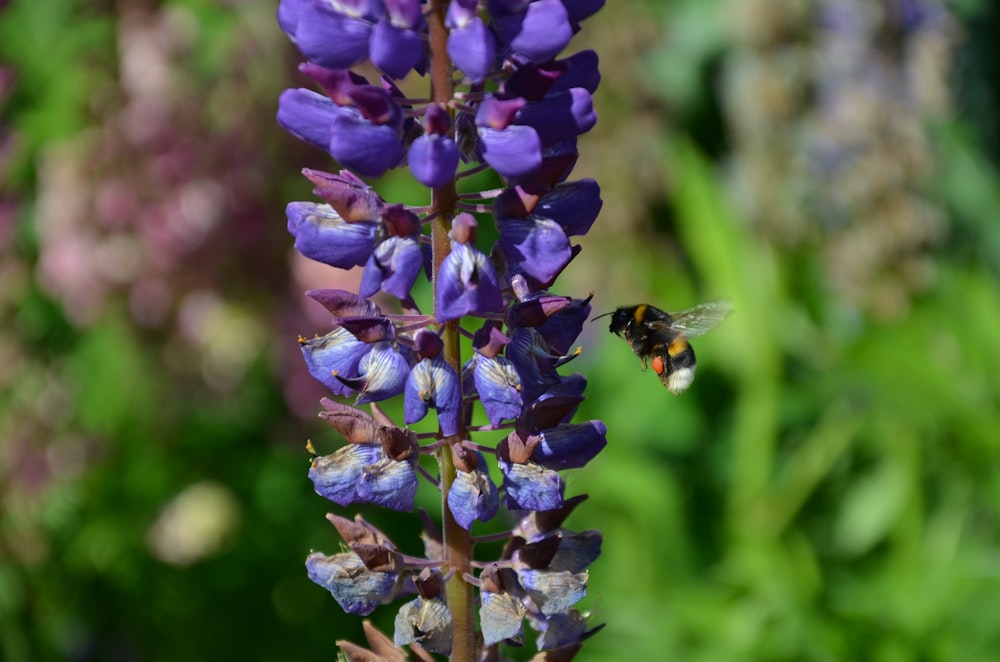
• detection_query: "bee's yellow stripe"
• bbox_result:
[667,336,689,357]
[632,304,648,323]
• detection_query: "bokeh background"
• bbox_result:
[2,0,1000,660]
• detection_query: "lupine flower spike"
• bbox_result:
[277,0,606,658]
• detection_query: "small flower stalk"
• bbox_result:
[276,1,606,658]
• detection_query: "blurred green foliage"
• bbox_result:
[2,0,1000,661]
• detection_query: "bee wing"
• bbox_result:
[667,300,733,338]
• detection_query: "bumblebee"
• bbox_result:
[594,301,733,395]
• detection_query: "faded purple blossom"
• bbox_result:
[394,596,453,653]
[306,551,400,615]
[447,451,500,529]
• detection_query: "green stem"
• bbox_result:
[428,1,475,659]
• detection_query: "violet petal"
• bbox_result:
[359,235,423,300]
[499,216,572,285]
[496,0,572,63]
[515,88,596,148]
[447,452,500,529]
[548,49,601,95]
[404,357,461,436]
[435,242,505,322]
[409,134,461,189]
[277,88,336,152]
[329,107,405,177]
[309,443,385,505]
[532,420,607,470]
[535,179,602,236]
[296,1,371,69]
[447,17,496,83]
[370,19,424,79]
[299,327,372,396]
[473,354,524,426]
[306,551,398,615]
[286,201,379,268]
[355,341,411,404]
[500,458,564,511]
[358,456,418,511]
[477,125,542,180]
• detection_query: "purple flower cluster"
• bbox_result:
[277,0,606,657]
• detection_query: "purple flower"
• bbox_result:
[448,25,496,83]
[394,597,453,654]
[493,0,573,63]
[285,0,377,70]
[505,327,557,403]
[535,610,591,649]
[447,4,497,83]
[447,451,500,529]
[499,455,565,511]
[531,179,603,236]
[404,356,461,436]
[327,107,405,178]
[547,530,603,574]
[475,96,545,179]
[409,105,461,189]
[277,0,609,654]
[472,353,524,426]
[306,289,382,320]
[277,88,339,153]
[309,442,385,506]
[302,168,385,222]
[498,215,573,287]
[547,49,601,95]
[501,463,564,512]
[286,201,379,269]
[354,341,412,404]
[480,591,527,646]
[306,551,400,615]
[515,88,597,148]
[357,454,419,510]
[477,124,544,180]
[530,421,607,471]
[309,423,419,511]
[299,327,372,396]
[277,0,302,38]
[436,240,504,322]
[506,280,593,355]
[516,567,587,615]
[370,0,426,79]
[359,235,423,300]
[277,85,405,178]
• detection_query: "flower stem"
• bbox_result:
[428,1,475,659]
[437,441,476,661]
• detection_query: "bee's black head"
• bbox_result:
[608,307,634,335]
[592,306,637,336]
